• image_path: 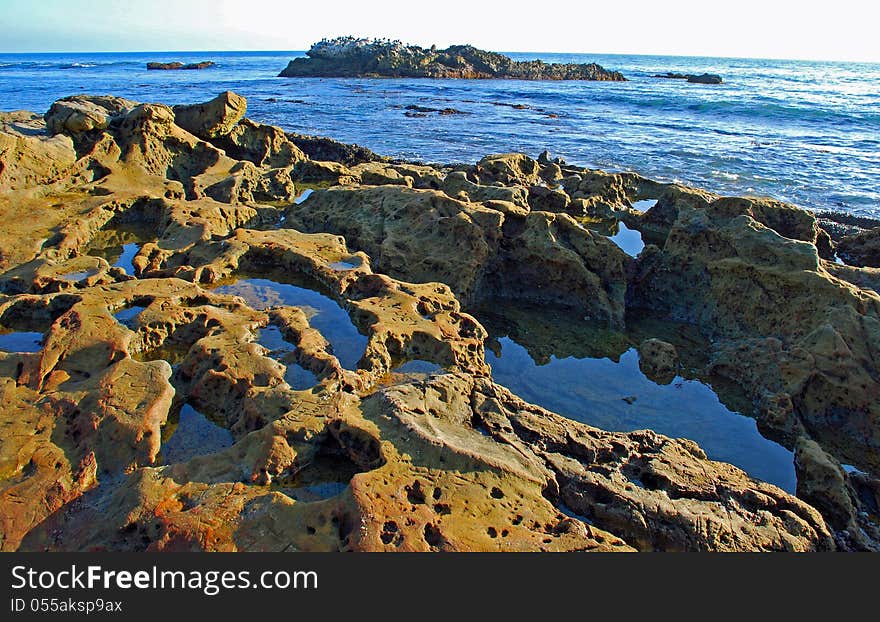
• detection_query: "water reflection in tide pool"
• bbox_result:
[328,259,360,271]
[481,312,796,492]
[161,404,234,464]
[630,200,657,212]
[257,325,319,390]
[0,330,43,352]
[113,305,146,328]
[86,222,154,276]
[609,222,645,257]
[392,359,442,375]
[294,189,314,204]
[213,277,367,369]
[581,219,645,257]
[57,270,98,282]
[114,243,141,274]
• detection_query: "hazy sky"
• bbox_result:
[1,0,878,61]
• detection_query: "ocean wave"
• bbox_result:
[0,60,140,70]
[684,99,852,126]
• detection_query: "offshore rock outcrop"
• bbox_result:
[279,37,626,81]
[1,90,877,551]
[654,72,723,85]
[147,61,215,71]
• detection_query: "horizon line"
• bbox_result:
[0,48,878,65]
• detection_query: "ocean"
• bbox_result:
[1,50,878,217]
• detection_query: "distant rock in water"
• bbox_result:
[403,104,469,117]
[147,61,215,71]
[279,37,626,81]
[654,72,723,84]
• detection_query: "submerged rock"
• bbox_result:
[146,61,215,70]
[654,72,723,84]
[279,37,626,81]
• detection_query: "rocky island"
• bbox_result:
[0,90,878,552]
[279,37,626,81]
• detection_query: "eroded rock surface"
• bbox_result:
[2,91,878,551]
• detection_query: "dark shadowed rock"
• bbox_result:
[286,133,388,165]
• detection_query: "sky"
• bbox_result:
[0,0,878,62]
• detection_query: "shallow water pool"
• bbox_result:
[113,305,147,328]
[161,404,234,464]
[392,359,443,375]
[630,199,657,212]
[58,269,98,282]
[476,302,797,492]
[0,330,43,352]
[213,277,367,369]
[257,325,319,390]
[294,188,314,204]
[328,259,360,271]
[609,222,645,256]
[86,222,154,275]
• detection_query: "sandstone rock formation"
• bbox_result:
[0,111,77,192]
[173,91,247,140]
[1,90,878,552]
[837,227,880,268]
[279,37,626,81]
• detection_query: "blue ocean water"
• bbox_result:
[1,50,878,216]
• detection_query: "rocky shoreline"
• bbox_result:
[279,37,626,81]
[0,91,878,552]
